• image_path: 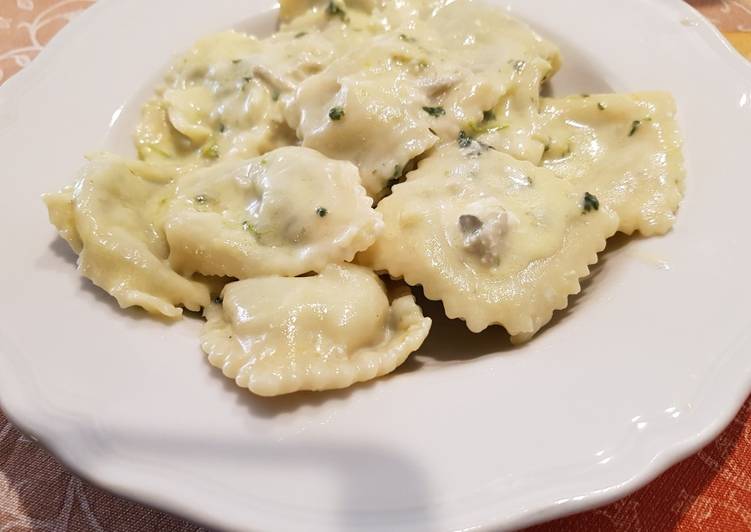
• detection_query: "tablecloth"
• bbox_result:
[1,0,750,530]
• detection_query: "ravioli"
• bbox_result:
[286,0,560,196]
[359,141,619,340]
[539,92,684,235]
[43,154,210,317]
[164,146,383,279]
[135,24,363,164]
[201,264,432,396]
[286,32,439,196]
[474,54,555,164]
[43,0,686,394]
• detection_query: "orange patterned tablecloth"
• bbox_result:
[1,1,751,530]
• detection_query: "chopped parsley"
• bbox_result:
[399,33,416,43]
[328,106,345,120]
[457,130,494,157]
[232,59,241,65]
[194,194,209,205]
[581,93,590,98]
[422,106,445,117]
[271,90,280,102]
[326,1,348,21]
[482,110,496,122]
[316,207,328,218]
[628,120,641,136]
[582,192,600,213]
[597,102,607,111]
[202,144,220,159]
[458,130,473,148]
[242,76,252,85]
[242,220,257,235]
[294,31,307,38]
[219,123,226,133]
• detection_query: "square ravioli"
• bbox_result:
[286,0,560,197]
[164,146,383,279]
[539,92,685,235]
[202,264,431,396]
[359,141,619,341]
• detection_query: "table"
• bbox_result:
[1,1,750,530]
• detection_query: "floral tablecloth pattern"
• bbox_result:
[1,0,750,530]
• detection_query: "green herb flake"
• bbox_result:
[597,102,606,111]
[582,192,600,213]
[202,144,220,159]
[399,33,416,43]
[467,119,508,136]
[482,110,496,122]
[458,130,473,148]
[422,106,445,117]
[242,220,257,235]
[219,123,226,133]
[628,120,641,137]
[232,59,241,65]
[328,106,345,120]
[326,1,348,21]
[581,93,590,98]
[316,207,328,218]
[294,31,307,38]
[242,76,252,84]
[194,194,209,205]
[271,90,280,102]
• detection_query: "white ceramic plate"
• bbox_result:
[1,1,750,530]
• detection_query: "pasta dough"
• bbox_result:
[43,0,686,395]
[359,141,619,339]
[201,264,431,396]
[135,23,365,164]
[539,92,684,235]
[164,146,383,279]
[43,154,210,317]
[286,0,560,196]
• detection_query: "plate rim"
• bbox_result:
[0,0,750,530]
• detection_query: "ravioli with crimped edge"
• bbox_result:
[539,92,684,236]
[202,264,431,396]
[359,140,619,341]
[42,0,685,396]
[286,0,560,197]
[44,154,210,318]
[164,146,383,279]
